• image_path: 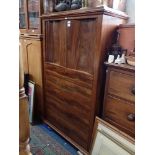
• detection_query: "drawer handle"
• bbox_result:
[131,87,135,95]
[127,113,135,121]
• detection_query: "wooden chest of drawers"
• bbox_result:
[102,62,135,138]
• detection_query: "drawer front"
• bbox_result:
[108,69,135,102]
[104,95,135,137]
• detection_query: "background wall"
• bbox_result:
[125,0,135,24]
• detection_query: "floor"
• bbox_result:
[30,123,79,155]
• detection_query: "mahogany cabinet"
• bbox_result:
[19,36,44,120]
[41,7,128,154]
[19,0,43,35]
[102,62,135,138]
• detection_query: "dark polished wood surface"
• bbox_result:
[107,68,135,102]
[104,95,135,137]
[42,7,127,153]
[102,63,135,138]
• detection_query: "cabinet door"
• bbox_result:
[19,0,26,29]
[27,0,40,33]
[44,17,99,151]
[25,39,42,85]
[26,39,43,117]
[20,38,43,118]
[19,0,41,34]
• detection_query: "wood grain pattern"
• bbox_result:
[71,18,95,74]
[45,63,93,82]
[44,63,93,150]
[42,7,127,153]
[108,68,135,102]
[104,95,135,137]
[45,20,66,64]
[46,74,92,98]
[45,18,96,74]
[44,17,98,151]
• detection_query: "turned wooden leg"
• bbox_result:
[19,44,32,155]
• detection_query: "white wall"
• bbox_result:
[125,0,135,24]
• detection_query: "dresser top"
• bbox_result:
[104,62,135,72]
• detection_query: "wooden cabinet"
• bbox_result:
[102,63,135,138]
[19,36,43,120]
[41,7,127,154]
[19,0,43,35]
[19,0,44,122]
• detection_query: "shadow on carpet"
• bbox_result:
[30,124,78,155]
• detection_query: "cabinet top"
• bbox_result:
[104,62,135,72]
[40,6,128,19]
